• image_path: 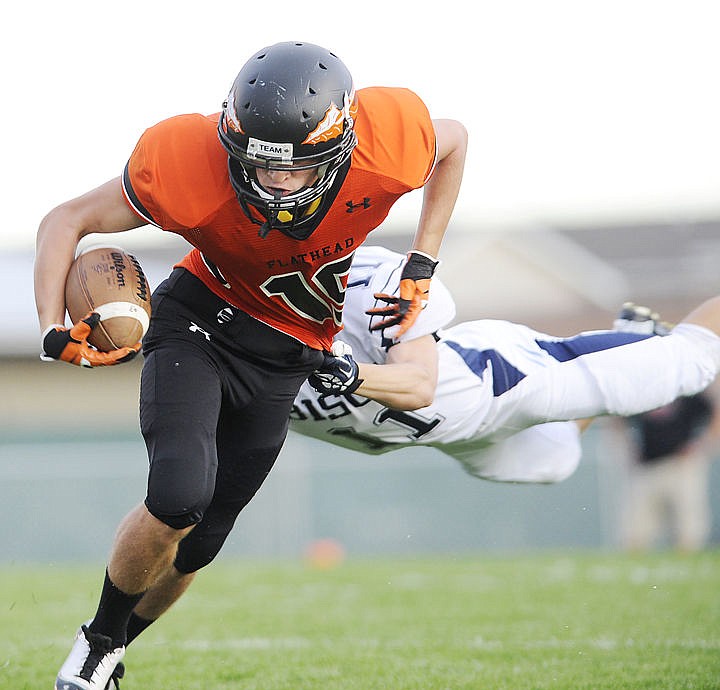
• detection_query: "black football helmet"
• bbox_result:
[218,41,358,240]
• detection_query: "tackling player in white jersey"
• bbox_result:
[292,246,720,483]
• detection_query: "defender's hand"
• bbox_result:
[41,312,141,368]
[308,341,363,395]
[366,251,439,336]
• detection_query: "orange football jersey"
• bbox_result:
[122,86,437,350]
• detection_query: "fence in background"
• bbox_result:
[3,424,719,563]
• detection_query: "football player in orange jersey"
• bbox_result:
[35,41,466,689]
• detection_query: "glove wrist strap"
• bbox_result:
[408,249,439,265]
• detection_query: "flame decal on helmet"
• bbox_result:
[303,89,356,145]
[303,103,343,145]
[225,91,245,134]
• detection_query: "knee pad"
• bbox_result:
[144,499,207,530]
[144,451,217,530]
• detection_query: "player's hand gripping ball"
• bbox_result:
[41,312,141,368]
[41,246,151,367]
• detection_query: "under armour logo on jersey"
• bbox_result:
[346,198,371,213]
[189,322,211,341]
[217,307,234,324]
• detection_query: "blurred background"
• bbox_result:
[5,220,720,562]
[3,0,720,562]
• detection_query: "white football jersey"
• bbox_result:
[290,246,720,483]
[330,245,457,360]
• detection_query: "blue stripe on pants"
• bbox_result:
[535,332,651,361]
[444,331,652,397]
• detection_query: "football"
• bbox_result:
[65,245,152,352]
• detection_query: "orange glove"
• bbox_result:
[366,251,439,336]
[40,312,141,368]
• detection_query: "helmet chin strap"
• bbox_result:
[257,190,283,239]
[258,220,273,239]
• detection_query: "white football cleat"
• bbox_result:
[613,302,672,336]
[55,624,125,690]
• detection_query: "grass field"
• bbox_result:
[1,550,719,689]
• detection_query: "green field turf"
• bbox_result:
[1,550,719,689]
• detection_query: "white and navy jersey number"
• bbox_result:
[290,392,446,453]
[260,253,354,326]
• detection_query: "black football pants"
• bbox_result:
[139,268,323,573]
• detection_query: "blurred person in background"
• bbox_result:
[612,304,720,552]
[619,389,719,553]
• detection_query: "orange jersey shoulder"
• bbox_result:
[123,113,233,228]
[352,87,437,190]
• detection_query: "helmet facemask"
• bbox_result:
[223,120,356,240]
